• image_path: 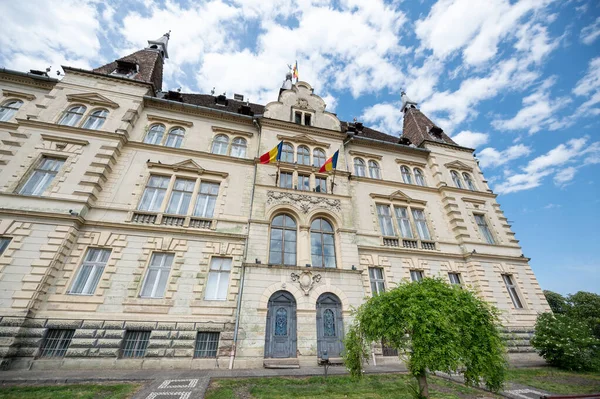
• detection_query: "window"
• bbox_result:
[194,332,219,358]
[410,270,424,282]
[165,127,185,148]
[310,218,336,268]
[0,237,11,256]
[414,169,426,186]
[448,272,462,285]
[138,175,170,212]
[451,171,463,189]
[211,134,229,155]
[401,166,412,184]
[295,112,302,124]
[0,100,23,122]
[231,137,247,158]
[463,173,476,191]
[144,124,165,145]
[298,174,310,191]
[19,156,65,196]
[354,158,366,177]
[411,209,431,240]
[279,171,293,189]
[281,143,294,163]
[269,214,297,266]
[165,178,195,215]
[297,146,310,165]
[70,248,111,295]
[121,330,150,358]
[304,114,312,126]
[376,204,395,236]
[369,267,385,295]
[368,160,381,179]
[394,207,414,238]
[82,109,108,130]
[474,214,495,244]
[194,182,219,218]
[205,257,231,300]
[503,274,523,309]
[59,105,86,126]
[313,149,326,167]
[39,329,74,358]
[140,253,174,298]
[315,176,327,193]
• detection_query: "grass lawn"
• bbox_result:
[205,373,499,399]
[0,383,141,399]
[507,367,600,395]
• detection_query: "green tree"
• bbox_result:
[567,291,600,339]
[344,278,507,398]
[543,290,569,314]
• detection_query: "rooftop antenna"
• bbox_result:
[177,87,181,93]
[210,87,215,95]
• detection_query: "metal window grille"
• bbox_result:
[382,339,398,357]
[194,332,219,358]
[39,329,74,358]
[121,330,151,358]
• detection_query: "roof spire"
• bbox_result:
[147,31,170,60]
[282,65,293,90]
[401,90,418,113]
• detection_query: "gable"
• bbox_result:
[369,190,427,205]
[146,159,228,178]
[444,160,473,172]
[66,92,120,109]
[276,133,331,148]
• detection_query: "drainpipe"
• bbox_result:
[229,117,262,370]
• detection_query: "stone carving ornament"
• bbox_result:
[296,98,310,109]
[290,270,322,296]
[267,190,341,214]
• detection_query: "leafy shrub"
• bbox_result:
[567,291,600,339]
[543,290,569,314]
[531,312,600,372]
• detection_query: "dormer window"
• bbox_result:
[304,114,311,126]
[216,95,228,106]
[429,126,444,140]
[295,112,302,124]
[293,111,313,126]
[111,60,138,78]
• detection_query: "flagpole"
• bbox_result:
[275,160,280,187]
[331,168,336,194]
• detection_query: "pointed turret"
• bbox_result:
[400,91,457,147]
[92,32,170,92]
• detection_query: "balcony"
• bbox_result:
[131,211,213,230]
[382,236,436,251]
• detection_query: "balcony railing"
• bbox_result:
[131,211,213,230]
[382,236,436,251]
[383,237,399,247]
[402,239,418,249]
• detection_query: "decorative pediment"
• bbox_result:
[147,159,228,177]
[349,150,382,160]
[212,126,253,137]
[41,133,89,147]
[395,158,427,167]
[148,114,193,127]
[293,98,315,112]
[276,133,330,148]
[370,190,427,205]
[444,160,473,172]
[2,89,36,101]
[66,92,119,109]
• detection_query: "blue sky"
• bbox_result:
[1,0,598,294]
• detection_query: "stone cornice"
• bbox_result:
[144,97,256,126]
[369,190,427,205]
[63,67,154,92]
[395,158,427,167]
[461,197,487,205]
[242,262,362,274]
[66,92,120,109]
[348,150,382,160]
[348,136,430,157]
[147,114,193,127]
[421,139,474,153]
[440,185,497,199]
[0,208,85,226]
[16,119,127,142]
[87,220,248,239]
[276,133,331,148]
[356,244,527,262]
[41,134,90,147]
[255,184,351,199]
[0,70,57,90]
[445,160,473,172]
[0,121,19,130]
[2,89,36,101]
[212,126,254,137]
[260,118,345,141]
[351,175,439,193]
[147,159,229,178]
[129,141,255,166]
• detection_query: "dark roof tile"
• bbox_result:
[93,49,163,91]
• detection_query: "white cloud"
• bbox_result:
[451,131,489,148]
[360,102,402,135]
[492,77,571,134]
[573,57,600,116]
[553,166,577,186]
[478,144,531,168]
[580,17,600,45]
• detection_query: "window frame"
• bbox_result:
[268,214,297,266]
[394,206,415,239]
[137,174,171,212]
[401,166,413,184]
[410,270,424,282]
[474,214,495,244]
[194,332,219,358]
[194,181,220,218]
[463,172,476,191]
[315,176,327,193]
[38,329,75,358]
[414,168,426,186]
[411,208,432,240]
[297,145,311,165]
[448,272,462,286]
[144,123,166,145]
[502,274,524,309]
[164,126,186,148]
[451,170,464,189]
[139,252,174,298]
[165,177,195,215]
[368,160,381,179]
[82,108,109,130]
[18,155,66,196]
[313,148,326,168]
[298,174,311,191]
[120,330,151,358]
[281,142,295,163]
[310,218,336,268]
[0,99,24,122]
[58,104,87,127]
[354,157,366,177]
[279,171,293,189]
[376,204,396,237]
[211,134,229,155]
[205,257,232,301]
[0,237,12,256]
[369,267,385,295]
[230,137,247,158]
[69,248,112,295]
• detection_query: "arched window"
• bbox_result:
[401,166,412,184]
[313,148,326,168]
[281,143,294,163]
[211,134,229,155]
[297,145,310,165]
[59,105,86,126]
[0,100,23,122]
[231,137,247,158]
[269,214,297,266]
[310,218,336,268]
[165,127,185,148]
[463,173,476,191]
[414,168,426,186]
[368,160,381,179]
[144,124,165,145]
[354,158,366,177]
[451,171,463,189]
[82,109,108,130]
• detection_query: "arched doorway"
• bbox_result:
[316,293,344,358]
[265,291,297,358]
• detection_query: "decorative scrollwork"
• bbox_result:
[267,190,341,214]
[290,270,322,296]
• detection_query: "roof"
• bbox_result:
[93,49,163,91]
[157,92,266,116]
[402,107,457,147]
[340,121,405,145]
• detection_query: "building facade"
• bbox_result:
[0,34,549,370]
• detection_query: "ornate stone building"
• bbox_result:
[0,33,549,370]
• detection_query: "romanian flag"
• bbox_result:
[293,61,298,80]
[319,150,339,173]
[259,141,283,164]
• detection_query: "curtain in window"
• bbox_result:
[140,253,174,298]
[230,137,247,158]
[414,169,426,186]
[165,127,185,148]
[376,204,395,236]
[463,173,476,190]
[138,176,170,211]
[166,178,195,214]
[19,157,65,196]
[394,207,414,238]
[82,109,108,130]
[144,124,165,145]
[59,105,86,126]
[211,134,229,154]
[368,161,381,179]
[194,182,219,218]
[411,209,431,240]
[0,100,23,122]
[451,171,463,188]
[401,166,412,184]
[354,158,366,176]
[205,257,232,300]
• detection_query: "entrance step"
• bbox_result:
[263,359,300,369]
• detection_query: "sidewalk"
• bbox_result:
[0,364,554,399]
